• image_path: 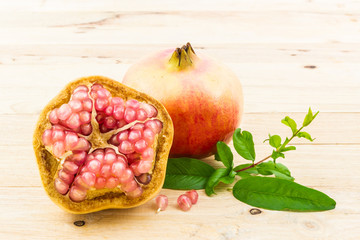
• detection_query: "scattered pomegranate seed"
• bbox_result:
[185,190,198,204]
[177,194,192,211]
[156,195,168,213]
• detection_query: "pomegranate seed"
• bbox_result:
[69,186,87,202]
[117,131,129,142]
[68,100,83,112]
[142,148,154,160]
[131,123,145,131]
[145,119,163,134]
[111,161,126,177]
[73,85,88,94]
[134,139,148,153]
[49,109,59,124]
[100,164,112,178]
[72,151,86,165]
[155,195,168,212]
[54,178,69,195]
[104,116,116,129]
[141,103,158,117]
[113,105,125,120]
[58,169,74,184]
[95,98,109,111]
[125,99,140,109]
[105,106,113,115]
[81,172,96,187]
[108,134,119,146]
[137,160,152,174]
[117,119,127,128]
[99,124,109,133]
[106,177,119,188]
[42,129,53,146]
[80,123,92,136]
[177,194,192,211]
[117,155,127,164]
[105,148,115,154]
[111,97,124,106]
[64,132,79,150]
[130,161,142,176]
[57,104,72,120]
[79,111,91,123]
[127,187,143,198]
[104,152,116,165]
[82,98,93,112]
[63,160,79,175]
[121,180,138,192]
[185,190,198,204]
[124,107,136,123]
[118,140,135,154]
[136,109,148,121]
[143,128,155,144]
[53,141,65,157]
[128,129,142,142]
[72,91,88,101]
[66,113,81,129]
[86,160,101,174]
[95,177,106,189]
[73,138,90,151]
[136,173,152,185]
[51,129,65,142]
[119,168,134,183]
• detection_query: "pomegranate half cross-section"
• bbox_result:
[33,76,173,214]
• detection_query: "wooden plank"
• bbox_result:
[1,43,360,64]
[0,62,359,113]
[0,10,359,44]
[0,145,359,239]
[1,0,360,12]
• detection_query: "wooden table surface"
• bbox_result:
[1,0,359,239]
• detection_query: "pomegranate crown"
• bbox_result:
[168,42,197,70]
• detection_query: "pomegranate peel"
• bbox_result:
[33,76,173,214]
[123,43,244,158]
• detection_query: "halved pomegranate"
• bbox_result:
[33,76,173,213]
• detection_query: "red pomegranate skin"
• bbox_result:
[123,45,243,158]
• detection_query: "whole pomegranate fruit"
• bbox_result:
[33,76,173,213]
[123,43,243,158]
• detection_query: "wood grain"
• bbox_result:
[0,0,359,239]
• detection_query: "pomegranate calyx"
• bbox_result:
[168,42,196,70]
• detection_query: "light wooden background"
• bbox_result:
[0,0,359,239]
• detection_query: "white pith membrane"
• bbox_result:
[41,83,163,202]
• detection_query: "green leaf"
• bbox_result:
[219,175,235,184]
[236,172,252,179]
[257,161,293,180]
[216,141,234,169]
[205,168,230,196]
[269,134,281,148]
[233,177,336,211]
[271,150,285,161]
[281,116,297,134]
[279,137,290,151]
[303,107,319,127]
[281,146,296,152]
[297,131,314,141]
[214,152,221,161]
[164,158,215,190]
[234,163,258,174]
[233,129,256,161]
